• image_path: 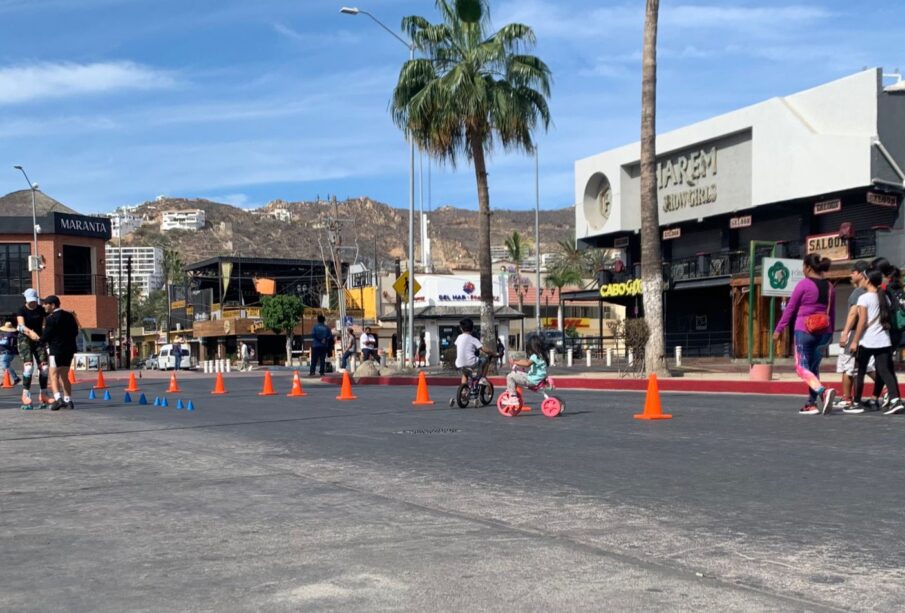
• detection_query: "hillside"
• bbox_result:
[121,197,575,270]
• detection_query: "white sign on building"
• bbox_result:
[761,257,805,298]
[414,274,507,307]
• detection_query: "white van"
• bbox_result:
[157,344,197,370]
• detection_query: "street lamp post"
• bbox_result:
[341,6,416,368]
[13,165,41,296]
[534,148,541,333]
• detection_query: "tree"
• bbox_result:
[639,0,667,376]
[162,248,185,332]
[544,268,582,333]
[392,0,552,350]
[503,230,527,349]
[261,294,304,366]
[134,289,168,329]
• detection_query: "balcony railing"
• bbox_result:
[56,274,114,296]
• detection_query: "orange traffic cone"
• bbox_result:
[336,370,357,400]
[93,369,108,390]
[211,371,228,395]
[634,374,673,420]
[258,370,277,396]
[287,371,307,397]
[124,372,140,392]
[68,367,79,385]
[1,370,13,388]
[167,372,181,393]
[411,371,435,406]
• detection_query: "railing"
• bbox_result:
[852,229,877,259]
[56,274,113,296]
[664,331,732,357]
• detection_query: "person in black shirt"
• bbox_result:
[25,295,79,410]
[16,288,50,410]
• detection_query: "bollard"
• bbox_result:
[606,348,612,367]
[628,349,634,367]
[586,349,592,367]
[675,345,682,368]
[380,353,387,368]
[226,359,231,373]
[549,349,556,367]
[566,350,573,368]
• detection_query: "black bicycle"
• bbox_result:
[451,366,494,408]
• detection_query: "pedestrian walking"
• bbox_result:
[16,288,50,410]
[0,320,21,386]
[309,314,333,377]
[496,337,506,368]
[773,254,836,415]
[239,341,250,371]
[340,328,357,371]
[836,261,877,412]
[24,295,78,411]
[417,334,427,367]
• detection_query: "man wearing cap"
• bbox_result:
[15,288,50,410]
[25,295,79,411]
[837,261,877,412]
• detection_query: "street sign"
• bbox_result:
[343,315,353,328]
[761,257,805,298]
[392,271,421,299]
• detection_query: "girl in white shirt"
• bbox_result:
[849,271,903,414]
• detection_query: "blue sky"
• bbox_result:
[1,0,903,214]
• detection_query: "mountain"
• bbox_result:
[120,196,575,270]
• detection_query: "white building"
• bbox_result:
[106,246,164,297]
[161,209,205,231]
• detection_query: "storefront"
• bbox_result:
[575,69,905,357]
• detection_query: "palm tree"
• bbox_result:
[639,0,667,376]
[162,248,184,333]
[392,0,552,350]
[544,268,582,334]
[503,230,527,349]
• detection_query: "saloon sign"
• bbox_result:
[806,232,850,261]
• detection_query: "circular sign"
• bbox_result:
[583,173,612,230]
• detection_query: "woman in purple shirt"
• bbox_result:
[773,254,836,415]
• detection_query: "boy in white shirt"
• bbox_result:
[454,318,494,385]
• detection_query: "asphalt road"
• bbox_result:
[1,375,903,612]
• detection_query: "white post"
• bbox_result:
[549,349,556,367]
[566,350,573,368]
[628,349,634,367]
[606,348,612,367]
[226,359,231,373]
[586,349,591,367]
[203,360,209,373]
[675,345,682,368]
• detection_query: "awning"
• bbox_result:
[671,276,731,291]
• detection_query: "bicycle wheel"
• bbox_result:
[455,384,471,408]
[479,381,494,406]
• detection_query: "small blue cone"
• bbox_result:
[138,393,148,405]
[153,396,161,406]
[103,390,112,401]
[176,399,184,410]
[124,392,132,403]
[186,400,195,412]
[161,397,168,407]
[88,388,96,400]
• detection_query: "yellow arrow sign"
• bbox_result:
[393,271,421,299]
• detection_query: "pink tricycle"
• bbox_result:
[496,364,565,418]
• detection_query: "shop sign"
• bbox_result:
[806,232,850,261]
[729,215,752,229]
[599,279,642,298]
[867,192,898,208]
[813,199,841,215]
[53,212,112,239]
[662,228,681,240]
[761,257,806,298]
[419,274,504,306]
[542,318,591,329]
[613,237,629,248]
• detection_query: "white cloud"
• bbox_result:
[0,61,176,105]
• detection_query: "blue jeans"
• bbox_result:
[793,331,832,403]
[340,349,355,370]
[310,346,328,376]
[0,353,18,382]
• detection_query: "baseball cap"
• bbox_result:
[41,295,61,307]
[23,288,40,303]
[851,261,869,273]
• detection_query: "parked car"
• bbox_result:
[142,354,159,370]
[157,344,197,370]
[528,330,581,356]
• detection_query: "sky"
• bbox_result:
[1,0,903,214]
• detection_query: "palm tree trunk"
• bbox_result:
[470,135,496,351]
[640,0,668,376]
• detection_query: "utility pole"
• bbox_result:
[126,256,133,370]
[394,258,402,359]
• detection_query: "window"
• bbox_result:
[0,244,30,296]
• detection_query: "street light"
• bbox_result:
[534,148,541,333]
[341,5,416,367]
[13,165,41,296]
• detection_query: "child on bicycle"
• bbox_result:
[503,334,548,406]
[454,318,495,385]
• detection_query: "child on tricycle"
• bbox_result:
[497,334,564,418]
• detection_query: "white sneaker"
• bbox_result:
[820,389,836,415]
[479,377,489,386]
[842,403,865,415]
[883,399,905,415]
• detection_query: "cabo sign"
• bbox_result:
[599,279,642,298]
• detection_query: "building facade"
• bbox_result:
[105,246,164,296]
[161,209,205,231]
[574,69,905,357]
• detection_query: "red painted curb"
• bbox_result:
[319,375,831,396]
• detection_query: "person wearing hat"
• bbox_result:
[15,288,50,410]
[24,295,79,411]
[836,261,878,413]
[0,320,22,386]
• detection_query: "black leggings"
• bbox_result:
[854,346,900,403]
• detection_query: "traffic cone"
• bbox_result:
[1,370,13,388]
[123,392,132,403]
[287,371,307,397]
[88,388,97,400]
[153,396,161,406]
[166,372,181,393]
[124,372,140,392]
[336,370,357,400]
[94,369,108,390]
[634,374,673,420]
[176,399,184,410]
[186,400,195,412]
[138,393,148,405]
[103,390,112,401]
[411,372,435,406]
[161,397,168,407]
[211,372,227,395]
[258,371,278,396]
[68,368,78,385]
